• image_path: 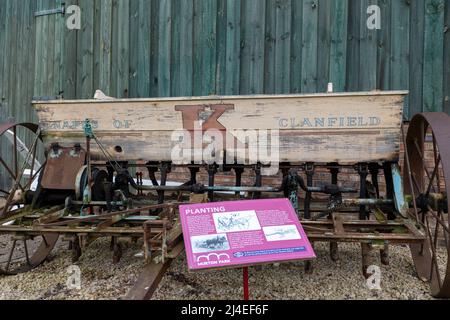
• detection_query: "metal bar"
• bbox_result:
[304,163,314,219]
[357,163,369,220]
[234,167,244,197]
[307,233,425,243]
[75,197,391,209]
[70,200,127,206]
[0,226,148,235]
[252,163,262,199]
[329,163,340,261]
[41,203,179,227]
[207,165,217,201]
[34,6,65,17]
[158,162,170,204]
[303,219,409,227]
[91,162,359,170]
[59,215,160,221]
[341,198,393,206]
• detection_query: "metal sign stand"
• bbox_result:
[243,267,249,300]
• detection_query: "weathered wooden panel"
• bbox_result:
[33,91,406,164]
[301,0,318,93]
[289,0,303,94]
[170,0,181,97]
[240,0,265,94]
[215,0,227,96]
[179,0,194,96]
[137,0,151,97]
[76,0,95,99]
[2,0,450,117]
[98,0,112,96]
[346,0,361,92]
[443,1,450,114]
[223,0,241,95]
[423,0,445,112]
[409,0,425,117]
[264,0,292,94]
[359,0,377,91]
[390,0,410,118]
[317,0,331,93]
[376,0,389,92]
[2,0,450,188]
[158,0,171,97]
[128,0,139,98]
[329,0,347,92]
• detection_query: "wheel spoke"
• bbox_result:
[5,239,17,273]
[426,155,441,196]
[411,172,423,195]
[426,216,443,289]
[401,124,420,222]
[16,129,41,184]
[0,156,17,181]
[413,138,436,193]
[42,235,49,247]
[1,190,17,216]
[0,233,59,274]
[433,212,440,251]
[437,209,449,247]
[29,136,38,186]
[23,239,31,266]
[22,161,45,190]
[427,206,450,234]
[0,153,25,193]
[432,134,442,193]
[13,127,18,178]
[2,128,42,217]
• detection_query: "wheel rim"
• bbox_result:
[404,113,450,298]
[0,233,59,275]
[0,122,44,218]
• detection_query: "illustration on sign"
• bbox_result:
[191,234,230,254]
[180,198,316,270]
[263,225,301,242]
[213,210,261,233]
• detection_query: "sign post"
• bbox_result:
[243,267,249,300]
[180,198,316,299]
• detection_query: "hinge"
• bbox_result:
[34,3,66,17]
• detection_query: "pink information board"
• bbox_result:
[180,198,316,270]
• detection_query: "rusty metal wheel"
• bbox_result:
[0,122,57,275]
[404,113,450,298]
[0,233,59,275]
[0,123,44,218]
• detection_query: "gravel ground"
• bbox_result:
[0,237,441,300]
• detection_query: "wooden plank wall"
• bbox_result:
[0,0,450,186]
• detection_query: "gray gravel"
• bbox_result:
[0,237,440,300]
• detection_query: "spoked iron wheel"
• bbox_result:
[404,113,450,298]
[0,122,58,275]
[0,123,44,218]
[0,233,59,275]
